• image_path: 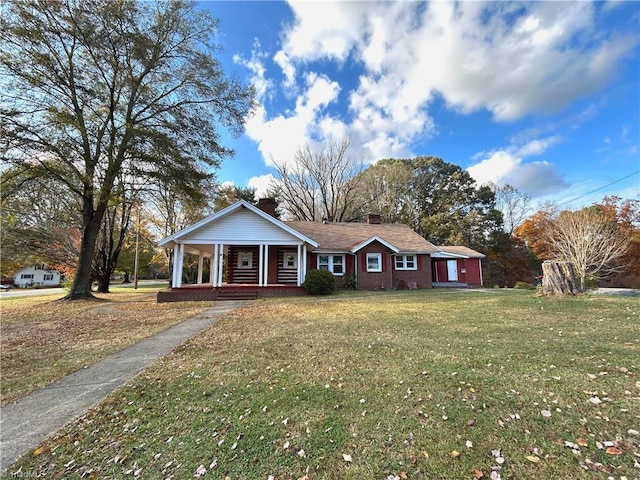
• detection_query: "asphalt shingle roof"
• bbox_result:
[283,221,440,253]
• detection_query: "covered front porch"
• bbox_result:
[157,201,319,302]
[170,242,310,288]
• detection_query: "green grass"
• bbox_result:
[5,290,639,479]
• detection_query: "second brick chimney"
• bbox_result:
[367,213,382,224]
[257,198,277,217]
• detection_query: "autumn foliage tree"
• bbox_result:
[517,199,635,292]
[593,197,640,288]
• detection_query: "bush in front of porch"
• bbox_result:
[303,269,336,295]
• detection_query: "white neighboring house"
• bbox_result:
[14,264,61,288]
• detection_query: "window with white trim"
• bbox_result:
[317,254,344,275]
[44,273,54,281]
[395,255,417,270]
[366,253,382,272]
[21,274,34,279]
[283,251,297,269]
[237,251,253,269]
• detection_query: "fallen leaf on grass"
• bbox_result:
[450,450,460,458]
[342,453,352,462]
[605,446,622,455]
[576,438,588,447]
[471,468,484,478]
[541,410,552,418]
[526,455,540,463]
[33,447,44,456]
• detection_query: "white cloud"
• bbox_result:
[273,50,296,91]
[467,135,567,196]
[233,39,273,101]
[244,72,341,168]
[516,136,562,157]
[240,1,637,177]
[278,2,363,63]
[247,174,275,199]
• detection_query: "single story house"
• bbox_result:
[13,264,61,288]
[157,199,485,302]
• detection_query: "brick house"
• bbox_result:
[157,199,484,302]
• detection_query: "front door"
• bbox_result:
[447,260,458,282]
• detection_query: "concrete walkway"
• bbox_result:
[0,301,246,474]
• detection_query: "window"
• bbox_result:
[237,251,253,269]
[44,274,54,281]
[395,255,417,270]
[21,274,34,279]
[366,253,382,272]
[283,251,297,269]
[317,254,344,275]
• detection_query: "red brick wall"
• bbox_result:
[306,249,433,290]
[392,254,432,289]
[356,243,394,290]
[157,286,305,303]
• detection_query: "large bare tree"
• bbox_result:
[544,208,629,291]
[1,0,254,299]
[492,183,532,235]
[272,137,365,222]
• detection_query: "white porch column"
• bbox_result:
[258,245,264,287]
[209,245,216,285]
[479,259,484,286]
[217,244,224,286]
[302,244,308,284]
[173,243,184,288]
[172,244,180,288]
[197,251,204,284]
[296,244,302,286]
[263,244,269,287]
[211,244,219,287]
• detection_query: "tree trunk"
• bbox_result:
[95,270,112,293]
[65,219,101,299]
[541,261,580,296]
[65,199,107,299]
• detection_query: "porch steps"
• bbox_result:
[216,288,259,301]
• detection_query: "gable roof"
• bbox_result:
[158,200,318,248]
[283,221,439,254]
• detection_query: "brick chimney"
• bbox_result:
[257,198,277,217]
[367,213,382,224]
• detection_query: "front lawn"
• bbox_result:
[7,290,639,479]
[0,287,209,406]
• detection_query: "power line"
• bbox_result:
[558,169,640,207]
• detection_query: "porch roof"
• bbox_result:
[434,245,486,259]
[158,200,319,249]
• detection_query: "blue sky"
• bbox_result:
[203,1,639,210]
